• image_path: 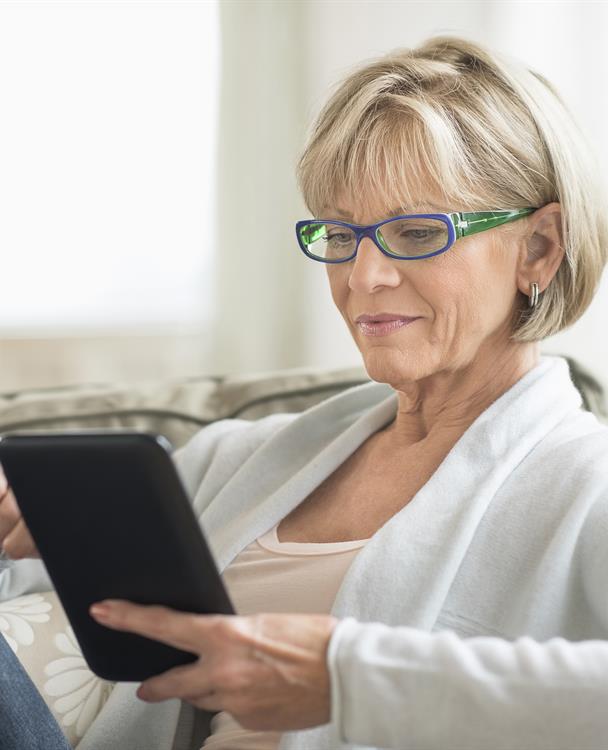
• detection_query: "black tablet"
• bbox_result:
[0,430,234,682]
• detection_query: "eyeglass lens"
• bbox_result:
[300,217,449,260]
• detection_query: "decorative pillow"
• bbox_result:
[0,591,114,748]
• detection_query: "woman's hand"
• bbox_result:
[89,600,337,731]
[0,466,40,559]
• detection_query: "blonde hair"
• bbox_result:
[297,36,608,341]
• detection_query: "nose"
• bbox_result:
[347,236,402,293]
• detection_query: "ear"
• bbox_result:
[516,202,565,297]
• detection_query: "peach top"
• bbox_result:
[201,524,369,750]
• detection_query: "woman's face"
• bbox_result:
[325,197,526,389]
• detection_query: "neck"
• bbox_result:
[386,341,540,447]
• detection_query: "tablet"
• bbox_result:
[0,430,234,681]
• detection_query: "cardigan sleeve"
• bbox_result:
[580,486,608,632]
[171,413,296,518]
[171,418,252,502]
[0,558,52,601]
[328,475,608,750]
[328,618,608,750]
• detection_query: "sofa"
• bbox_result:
[0,357,605,747]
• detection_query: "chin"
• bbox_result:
[360,346,434,387]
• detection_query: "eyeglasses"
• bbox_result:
[295,209,536,263]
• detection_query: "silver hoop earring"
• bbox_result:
[528,281,539,308]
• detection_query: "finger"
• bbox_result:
[148,686,224,713]
[0,489,21,537]
[137,662,214,703]
[2,519,36,559]
[89,600,219,654]
[0,490,28,558]
[191,691,225,713]
[0,468,8,498]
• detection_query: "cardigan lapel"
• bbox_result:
[200,356,582,623]
[330,356,583,629]
[200,380,398,572]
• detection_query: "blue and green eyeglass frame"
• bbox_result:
[295,208,537,263]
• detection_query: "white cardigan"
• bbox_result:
[3,355,608,750]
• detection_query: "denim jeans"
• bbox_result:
[0,632,71,750]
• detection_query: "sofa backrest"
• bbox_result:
[0,358,604,449]
[0,366,369,448]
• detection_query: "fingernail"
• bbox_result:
[90,604,111,619]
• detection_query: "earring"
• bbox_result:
[528,281,540,308]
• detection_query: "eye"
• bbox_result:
[324,232,353,245]
[401,228,442,240]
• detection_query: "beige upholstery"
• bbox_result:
[0,357,604,448]
[0,366,370,449]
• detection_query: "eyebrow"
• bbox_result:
[327,205,444,219]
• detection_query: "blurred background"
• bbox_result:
[1,0,607,392]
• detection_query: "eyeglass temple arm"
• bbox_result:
[451,209,536,238]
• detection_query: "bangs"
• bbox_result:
[299,96,497,220]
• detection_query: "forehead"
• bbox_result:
[320,193,452,225]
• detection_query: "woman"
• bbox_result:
[2,35,608,750]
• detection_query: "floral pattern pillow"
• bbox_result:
[0,591,114,748]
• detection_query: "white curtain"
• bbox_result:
[209,0,312,375]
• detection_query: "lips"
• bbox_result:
[354,313,420,337]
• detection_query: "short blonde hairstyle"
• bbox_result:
[297,36,608,341]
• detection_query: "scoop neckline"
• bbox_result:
[256,524,371,556]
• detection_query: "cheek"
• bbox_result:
[466,242,519,322]
[326,267,349,316]
[423,244,516,341]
